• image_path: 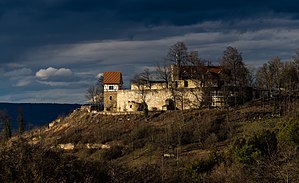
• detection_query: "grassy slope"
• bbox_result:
[6,98,298,182]
[21,103,271,165]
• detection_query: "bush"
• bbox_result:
[180,149,222,182]
[277,118,299,146]
[234,142,261,164]
[251,130,277,157]
[233,130,277,164]
[102,145,124,160]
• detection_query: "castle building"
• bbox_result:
[103,72,123,112]
[102,64,241,112]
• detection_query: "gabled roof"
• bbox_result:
[176,65,223,79]
[103,72,123,84]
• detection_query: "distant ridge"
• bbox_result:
[0,103,81,131]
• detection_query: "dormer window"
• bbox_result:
[109,86,114,90]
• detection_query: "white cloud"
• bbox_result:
[55,68,73,76]
[36,67,72,80]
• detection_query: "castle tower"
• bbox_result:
[103,72,123,111]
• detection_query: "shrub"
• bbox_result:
[101,145,124,160]
[234,142,261,164]
[277,118,299,146]
[180,149,222,182]
[233,130,277,164]
[250,130,277,157]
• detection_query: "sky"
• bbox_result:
[1,0,299,104]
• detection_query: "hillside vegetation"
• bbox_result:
[0,98,299,182]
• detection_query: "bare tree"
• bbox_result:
[165,42,189,80]
[256,63,273,97]
[220,46,249,87]
[220,46,249,105]
[140,68,152,89]
[156,60,171,89]
[131,69,152,116]
[255,57,296,115]
[269,56,283,94]
[185,51,207,107]
[86,85,98,104]
[166,42,188,66]
[247,66,256,88]
[96,75,104,104]
[132,68,153,90]
[292,49,299,88]
[281,61,299,91]
[86,75,104,108]
[293,49,299,70]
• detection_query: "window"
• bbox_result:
[130,105,132,108]
[109,86,114,90]
[184,80,188,87]
[109,96,112,100]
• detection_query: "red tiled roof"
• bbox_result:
[103,72,123,84]
[206,66,223,74]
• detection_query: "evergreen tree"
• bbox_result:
[0,110,11,142]
[17,109,25,134]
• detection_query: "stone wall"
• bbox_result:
[131,82,168,90]
[178,88,201,110]
[130,79,201,91]
[174,79,200,89]
[116,88,202,112]
[104,91,118,111]
[116,89,173,111]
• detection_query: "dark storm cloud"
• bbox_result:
[113,0,299,25]
[0,0,299,103]
[0,0,297,53]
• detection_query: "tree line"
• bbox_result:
[133,42,299,108]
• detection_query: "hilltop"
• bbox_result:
[1,98,299,182]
